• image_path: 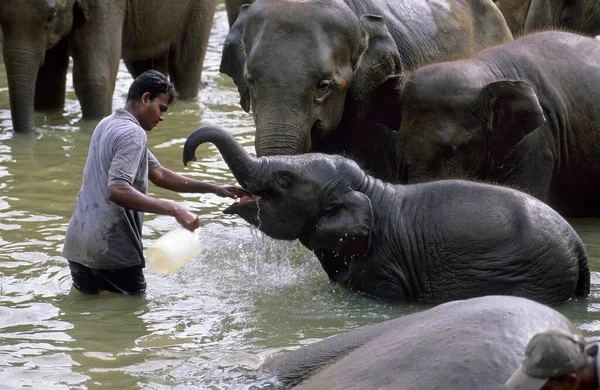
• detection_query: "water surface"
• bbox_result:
[0,3,599,388]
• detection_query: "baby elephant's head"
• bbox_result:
[184,126,374,255]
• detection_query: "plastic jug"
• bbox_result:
[147,227,203,275]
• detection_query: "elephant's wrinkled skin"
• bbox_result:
[221,0,512,181]
[495,0,531,35]
[224,0,253,27]
[525,0,600,36]
[183,126,590,305]
[393,31,600,217]
[0,0,218,133]
[265,296,578,389]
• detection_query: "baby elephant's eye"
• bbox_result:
[278,175,292,190]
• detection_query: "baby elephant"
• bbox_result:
[265,295,579,389]
[184,126,590,305]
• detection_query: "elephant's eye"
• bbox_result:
[46,10,58,26]
[278,175,292,190]
[245,73,255,85]
[317,79,333,91]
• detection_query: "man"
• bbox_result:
[505,328,600,390]
[63,70,245,295]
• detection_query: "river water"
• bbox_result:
[0,3,599,389]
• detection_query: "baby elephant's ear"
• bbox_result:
[308,191,373,255]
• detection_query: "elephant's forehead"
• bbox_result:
[406,63,485,106]
[249,0,356,28]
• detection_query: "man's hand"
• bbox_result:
[173,207,199,232]
[213,185,248,199]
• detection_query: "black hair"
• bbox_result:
[126,70,179,105]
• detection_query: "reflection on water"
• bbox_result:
[0,3,599,389]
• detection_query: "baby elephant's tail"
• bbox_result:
[575,250,591,296]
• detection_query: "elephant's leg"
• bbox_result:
[69,2,126,119]
[168,0,218,99]
[34,38,69,111]
[124,56,169,79]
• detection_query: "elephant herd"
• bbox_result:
[3,0,600,388]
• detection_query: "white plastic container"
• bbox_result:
[147,227,203,275]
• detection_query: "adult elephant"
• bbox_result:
[525,0,600,36]
[264,296,579,389]
[0,0,218,134]
[495,0,531,35]
[183,125,590,305]
[220,0,512,181]
[392,31,600,217]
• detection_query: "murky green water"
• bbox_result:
[0,3,599,389]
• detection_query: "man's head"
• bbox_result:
[126,70,178,131]
[506,329,592,390]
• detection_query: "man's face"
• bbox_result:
[138,92,169,131]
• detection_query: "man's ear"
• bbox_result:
[141,92,151,104]
[563,372,581,389]
[308,191,373,255]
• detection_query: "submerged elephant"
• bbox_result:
[525,0,600,36]
[221,0,512,180]
[265,295,579,389]
[183,126,590,305]
[0,0,218,133]
[391,31,600,217]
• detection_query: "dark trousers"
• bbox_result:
[68,261,146,295]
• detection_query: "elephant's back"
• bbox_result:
[284,296,575,389]
[404,179,585,304]
[346,0,512,68]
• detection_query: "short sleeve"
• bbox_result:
[107,130,146,187]
[148,150,161,169]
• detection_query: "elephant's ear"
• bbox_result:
[220,4,251,112]
[73,0,90,29]
[352,15,402,102]
[308,191,373,255]
[483,80,546,163]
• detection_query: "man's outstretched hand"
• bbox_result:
[213,185,249,199]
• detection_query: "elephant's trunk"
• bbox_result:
[254,121,312,157]
[2,42,44,133]
[183,125,263,189]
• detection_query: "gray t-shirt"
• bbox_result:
[62,109,161,269]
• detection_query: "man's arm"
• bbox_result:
[149,166,246,198]
[108,185,199,231]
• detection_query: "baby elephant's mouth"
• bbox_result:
[223,190,261,226]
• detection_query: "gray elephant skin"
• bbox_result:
[388,31,600,218]
[183,126,590,305]
[264,295,579,389]
[525,0,600,36]
[495,0,531,35]
[220,0,512,181]
[0,0,218,133]
[224,0,253,27]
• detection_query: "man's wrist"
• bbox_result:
[168,203,181,217]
